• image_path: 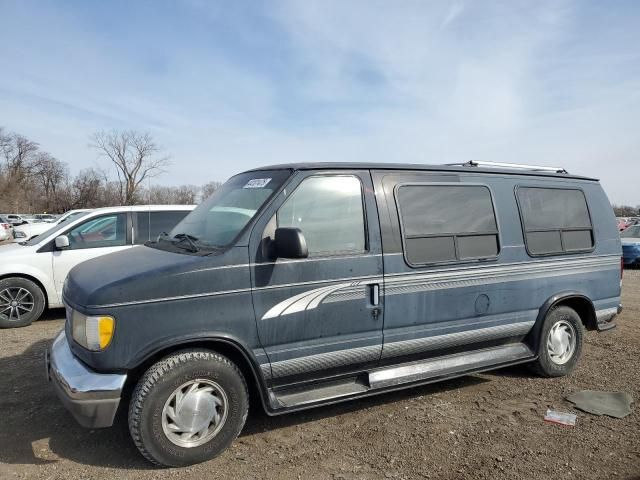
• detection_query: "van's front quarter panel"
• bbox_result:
[64,245,266,373]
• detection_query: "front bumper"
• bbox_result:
[46,330,127,428]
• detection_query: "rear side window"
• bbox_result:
[516,187,593,255]
[396,184,500,265]
[135,211,191,244]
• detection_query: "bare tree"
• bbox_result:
[613,204,640,217]
[201,180,222,201]
[33,152,69,212]
[89,130,170,205]
[147,184,200,205]
[1,131,40,183]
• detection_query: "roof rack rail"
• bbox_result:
[446,160,568,174]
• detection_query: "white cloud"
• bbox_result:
[0,0,638,204]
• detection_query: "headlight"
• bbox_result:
[71,310,115,351]
[14,231,26,238]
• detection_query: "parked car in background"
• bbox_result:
[34,214,59,223]
[0,205,195,328]
[12,209,91,242]
[6,214,45,226]
[621,224,640,267]
[46,162,622,467]
[0,216,13,242]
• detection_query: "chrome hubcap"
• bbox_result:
[0,287,34,322]
[161,379,228,448]
[547,320,576,365]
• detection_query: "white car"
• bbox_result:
[12,209,91,242]
[0,204,195,328]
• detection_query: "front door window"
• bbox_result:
[277,175,366,256]
[66,214,127,249]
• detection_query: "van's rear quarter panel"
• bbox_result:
[375,172,621,353]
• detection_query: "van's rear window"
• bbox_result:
[516,187,594,256]
[396,184,500,265]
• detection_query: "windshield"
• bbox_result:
[621,225,640,238]
[57,211,86,224]
[166,169,290,249]
[23,211,92,246]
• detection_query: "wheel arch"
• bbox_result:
[124,336,272,414]
[526,291,596,351]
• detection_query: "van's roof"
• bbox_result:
[250,162,598,181]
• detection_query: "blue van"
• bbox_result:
[47,161,622,466]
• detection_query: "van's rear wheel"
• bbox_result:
[0,277,46,328]
[128,349,249,467]
[529,306,583,377]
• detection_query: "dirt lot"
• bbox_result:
[0,272,638,480]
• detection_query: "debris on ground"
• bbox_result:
[543,409,577,426]
[566,390,634,418]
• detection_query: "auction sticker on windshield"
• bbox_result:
[243,178,272,189]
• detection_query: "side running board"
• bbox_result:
[368,343,532,389]
[270,343,534,411]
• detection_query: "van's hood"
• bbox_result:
[64,245,249,309]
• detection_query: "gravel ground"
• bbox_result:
[0,271,638,480]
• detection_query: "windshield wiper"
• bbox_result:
[172,233,200,252]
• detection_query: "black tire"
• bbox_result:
[0,277,46,328]
[128,349,249,467]
[529,305,583,377]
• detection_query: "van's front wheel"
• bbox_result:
[128,349,249,467]
[529,306,583,377]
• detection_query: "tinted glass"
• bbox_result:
[397,185,499,264]
[518,188,591,230]
[398,185,497,236]
[170,170,290,248]
[136,211,191,244]
[405,236,455,264]
[562,230,593,251]
[457,235,499,259]
[66,214,127,250]
[277,175,365,256]
[526,231,563,255]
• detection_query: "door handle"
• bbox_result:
[369,284,380,306]
[368,284,381,320]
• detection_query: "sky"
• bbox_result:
[0,0,639,204]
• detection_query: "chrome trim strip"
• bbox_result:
[370,344,534,389]
[49,330,127,401]
[88,286,252,309]
[381,321,535,360]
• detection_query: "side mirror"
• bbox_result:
[55,235,70,249]
[274,227,308,259]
